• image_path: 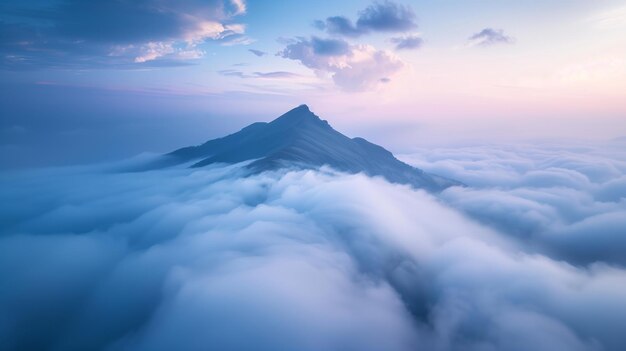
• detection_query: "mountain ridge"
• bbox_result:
[164,105,461,191]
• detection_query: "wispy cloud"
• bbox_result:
[253,71,300,78]
[219,69,300,79]
[467,28,514,47]
[248,49,267,57]
[587,5,626,29]
[229,0,247,15]
[390,34,423,50]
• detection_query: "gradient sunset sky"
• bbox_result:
[1,0,625,167]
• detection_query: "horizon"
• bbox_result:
[2,100,625,169]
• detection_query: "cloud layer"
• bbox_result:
[248,49,267,57]
[1,141,626,351]
[401,141,626,266]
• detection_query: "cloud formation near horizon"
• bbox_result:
[315,1,417,37]
[219,69,300,79]
[278,36,404,91]
[0,0,249,68]
[401,141,626,266]
[1,141,626,351]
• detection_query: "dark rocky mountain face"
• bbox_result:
[165,105,461,191]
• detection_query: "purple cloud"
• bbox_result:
[315,1,418,37]
[390,34,424,50]
[468,28,514,47]
[248,49,267,57]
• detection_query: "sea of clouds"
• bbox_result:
[1,140,625,351]
[401,140,626,267]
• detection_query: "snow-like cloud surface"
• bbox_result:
[401,141,626,266]
[1,142,625,351]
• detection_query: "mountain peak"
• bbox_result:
[269,104,323,128]
[283,104,313,116]
[164,105,461,192]
[296,104,310,111]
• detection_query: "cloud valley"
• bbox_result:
[1,140,626,351]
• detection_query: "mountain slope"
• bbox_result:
[165,105,461,191]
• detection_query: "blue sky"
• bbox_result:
[1,0,625,168]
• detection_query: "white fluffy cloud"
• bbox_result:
[1,145,626,350]
[111,21,246,63]
[279,37,405,91]
[1,0,249,67]
[401,140,626,265]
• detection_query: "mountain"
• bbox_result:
[163,105,461,192]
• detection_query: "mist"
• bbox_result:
[1,140,626,351]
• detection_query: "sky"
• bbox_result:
[1,0,626,168]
